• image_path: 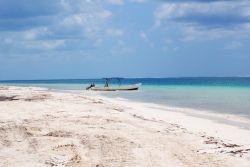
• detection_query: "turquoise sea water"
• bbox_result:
[1,78,250,117]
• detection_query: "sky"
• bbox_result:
[0,0,250,80]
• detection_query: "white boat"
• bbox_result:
[89,83,141,91]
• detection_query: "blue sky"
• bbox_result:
[0,0,250,80]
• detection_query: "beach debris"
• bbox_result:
[201,135,250,158]
[204,137,221,145]
[204,136,241,148]
[24,94,50,101]
[44,130,72,138]
[132,114,158,122]
[105,118,122,123]
[0,87,9,90]
[96,165,105,167]
[53,143,76,150]
[105,106,125,112]
[113,107,124,112]
[92,99,104,104]
[222,143,240,148]
[228,149,250,154]
[69,154,81,163]
[0,95,18,101]
[226,148,250,158]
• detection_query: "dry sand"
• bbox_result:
[0,86,249,167]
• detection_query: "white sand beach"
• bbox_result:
[0,86,250,167]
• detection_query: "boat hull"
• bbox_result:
[90,84,141,91]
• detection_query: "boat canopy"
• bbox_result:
[102,77,124,87]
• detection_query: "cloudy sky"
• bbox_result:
[0,0,250,80]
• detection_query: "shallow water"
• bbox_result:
[100,85,250,117]
[1,77,250,117]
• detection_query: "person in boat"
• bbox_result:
[86,83,95,90]
[104,80,109,87]
[104,78,112,87]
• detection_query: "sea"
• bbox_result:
[1,77,250,118]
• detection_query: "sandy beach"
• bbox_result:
[0,86,250,167]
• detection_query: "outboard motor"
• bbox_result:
[86,83,95,90]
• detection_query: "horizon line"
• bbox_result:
[1,76,250,82]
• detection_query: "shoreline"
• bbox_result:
[0,86,250,166]
[1,83,250,118]
[85,93,250,144]
[63,89,250,130]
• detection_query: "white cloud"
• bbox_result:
[58,9,113,38]
[94,38,103,46]
[182,24,250,41]
[140,32,148,41]
[140,31,154,47]
[224,41,243,50]
[106,28,124,37]
[162,39,178,52]
[42,40,65,49]
[62,10,112,27]
[154,1,250,39]
[106,0,124,5]
[23,39,65,50]
[3,38,13,44]
[129,0,147,3]
[22,27,49,40]
[110,40,134,56]
[0,1,114,55]
[155,1,250,26]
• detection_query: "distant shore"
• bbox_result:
[0,86,249,167]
